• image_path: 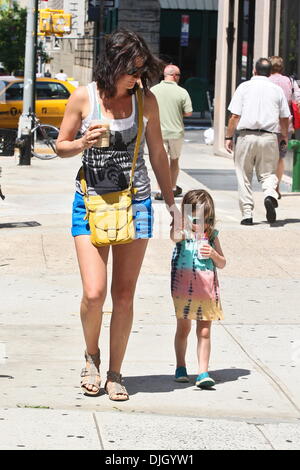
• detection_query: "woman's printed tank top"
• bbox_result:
[75,82,151,201]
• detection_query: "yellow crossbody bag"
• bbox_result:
[80,88,143,247]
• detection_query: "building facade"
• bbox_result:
[41,0,218,93]
[213,0,300,156]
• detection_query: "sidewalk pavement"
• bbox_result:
[0,133,300,450]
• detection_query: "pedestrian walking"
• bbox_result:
[171,190,226,389]
[55,69,67,81]
[151,65,193,200]
[226,58,290,225]
[56,30,176,401]
[269,56,300,199]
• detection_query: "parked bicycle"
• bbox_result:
[15,113,59,160]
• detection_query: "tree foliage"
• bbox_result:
[0,2,27,73]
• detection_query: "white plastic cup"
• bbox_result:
[197,236,209,259]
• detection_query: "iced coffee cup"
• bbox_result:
[91,121,110,148]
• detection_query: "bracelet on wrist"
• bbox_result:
[225,136,233,141]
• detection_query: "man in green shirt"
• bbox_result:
[151,65,193,199]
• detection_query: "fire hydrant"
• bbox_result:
[288,140,300,192]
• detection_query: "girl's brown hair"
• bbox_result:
[181,189,216,240]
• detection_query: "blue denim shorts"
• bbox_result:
[71,191,153,239]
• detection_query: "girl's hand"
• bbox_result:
[81,123,106,150]
[199,244,214,259]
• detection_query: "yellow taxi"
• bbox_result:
[0,77,76,129]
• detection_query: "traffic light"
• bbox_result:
[52,12,72,35]
[38,9,72,36]
[39,9,52,34]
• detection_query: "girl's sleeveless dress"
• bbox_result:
[171,230,224,321]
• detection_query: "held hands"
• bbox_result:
[81,123,107,150]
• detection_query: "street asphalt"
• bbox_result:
[0,131,299,450]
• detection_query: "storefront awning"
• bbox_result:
[159,0,218,10]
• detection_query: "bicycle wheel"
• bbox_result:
[32,124,59,160]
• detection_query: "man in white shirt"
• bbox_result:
[55,69,68,81]
[226,58,290,225]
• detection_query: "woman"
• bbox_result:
[56,30,176,401]
[269,56,300,198]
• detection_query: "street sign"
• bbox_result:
[89,0,115,6]
[64,0,85,37]
[180,15,190,47]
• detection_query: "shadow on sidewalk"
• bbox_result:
[124,369,250,395]
[269,218,300,227]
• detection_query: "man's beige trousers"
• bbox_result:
[234,131,279,219]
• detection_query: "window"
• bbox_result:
[36,82,70,100]
[236,0,256,85]
[269,0,277,57]
[280,0,300,77]
[4,82,24,101]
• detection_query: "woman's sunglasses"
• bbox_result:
[126,64,147,76]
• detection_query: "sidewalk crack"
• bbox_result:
[40,234,48,270]
[93,412,105,450]
[254,424,275,450]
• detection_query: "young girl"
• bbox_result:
[171,189,226,389]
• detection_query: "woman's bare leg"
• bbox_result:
[106,238,148,399]
[74,235,110,392]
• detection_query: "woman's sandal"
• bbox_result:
[104,371,129,401]
[80,349,101,396]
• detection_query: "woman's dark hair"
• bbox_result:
[94,29,163,98]
[269,56,284,74]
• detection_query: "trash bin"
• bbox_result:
[0,128,17,156]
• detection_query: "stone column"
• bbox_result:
[253,0,270,59]
[213,0,230,156]
[118,0,160,55]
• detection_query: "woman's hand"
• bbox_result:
[81,123,107,150]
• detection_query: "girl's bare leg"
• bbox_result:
[175,319,192,368]
[196,321,212,374]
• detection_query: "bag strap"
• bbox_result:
[289,76,295,98]
[128,87,143,191]
[80,88,144,196]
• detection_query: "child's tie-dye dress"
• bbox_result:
[171,230,224,321]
